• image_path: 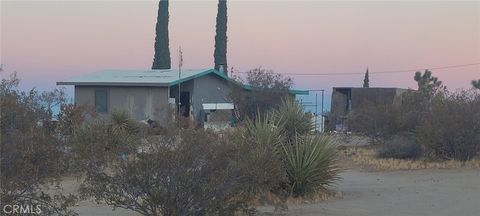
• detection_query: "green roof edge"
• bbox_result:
[169,69,308,95]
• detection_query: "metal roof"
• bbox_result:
[57,68,308,95]
[242,84,309,95]
[57,68,227,87]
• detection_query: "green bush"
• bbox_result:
[281,135,340,196]
[377,134,422,159]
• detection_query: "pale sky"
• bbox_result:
[1,0,479,98]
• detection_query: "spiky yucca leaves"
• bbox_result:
[243,114,283,154]
[235,116,287,198]
[109,109,139,135]
[281,135,340,196]
[272,97,314,143]
[71,110,141,171]
[241,99,340,197]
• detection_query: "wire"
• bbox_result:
[232,62,480,76]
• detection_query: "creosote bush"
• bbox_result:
[377,134,422,159]
[348,70,480,161]
[1,73,77,215]
[77,121,285,215]
[418,90,480,161]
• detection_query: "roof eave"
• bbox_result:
[168,69,229,86]
[56,81,169,87]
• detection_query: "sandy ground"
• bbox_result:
[64,168,480,216]
[259,169,480,216]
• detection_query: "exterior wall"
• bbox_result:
[75,86,170,122]
[351,88,399,108]
[328,87,408,131]
[75,86,95,107]
[73,74,233,126]
[329,88,350,131]
[191,74,232,122]
[331,88,350,116]
[169,74,232,124]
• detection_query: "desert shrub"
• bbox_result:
[0,73,77,215]
[281,135,340,197]
[377,134,422,159]
[234,119,288,197]
[229,68,293,120]
[56,104,96,136]
[79,126,284,215]
[418,90,480,161]
[347,102,399,138]
[70,111,142,172]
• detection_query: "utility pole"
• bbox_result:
[177,46,183,126]
[321,90,324,132]
[315,93,318,132]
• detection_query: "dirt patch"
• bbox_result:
[258,169,480,216]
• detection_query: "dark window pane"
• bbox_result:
[95,89,108,113]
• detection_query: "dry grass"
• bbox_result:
[340,146,480,171]
[252,190,343,210]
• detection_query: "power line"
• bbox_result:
[233,62,480,76]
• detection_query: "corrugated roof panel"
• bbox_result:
[57,68,220,86]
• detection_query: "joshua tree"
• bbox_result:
[363,68,369,88]
[214,0,228,74]
[472,79,480,89]
[414,70,444,97]
[152,0,171,69]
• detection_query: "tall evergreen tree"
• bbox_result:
[472,79,480,89]
[363,68,369,88]
[214,0,228,74]
[152,0,171,70]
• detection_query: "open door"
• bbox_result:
[180,91,190,117]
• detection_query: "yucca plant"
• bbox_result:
[281,135,340,196]
[243,114,283,154]
[272,97,314,143]
[109,109,139,135]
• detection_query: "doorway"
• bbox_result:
[180,91,190,117]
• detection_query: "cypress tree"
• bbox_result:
[363,68,369,88]
[152,0,171,70]
[472,79,480,89]
[214,0,228,74]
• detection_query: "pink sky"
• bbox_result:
[1,1,479,94]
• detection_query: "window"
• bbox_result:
[95,89,108,113]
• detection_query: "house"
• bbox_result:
[328,87,409,131]
[57,68,308,128]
